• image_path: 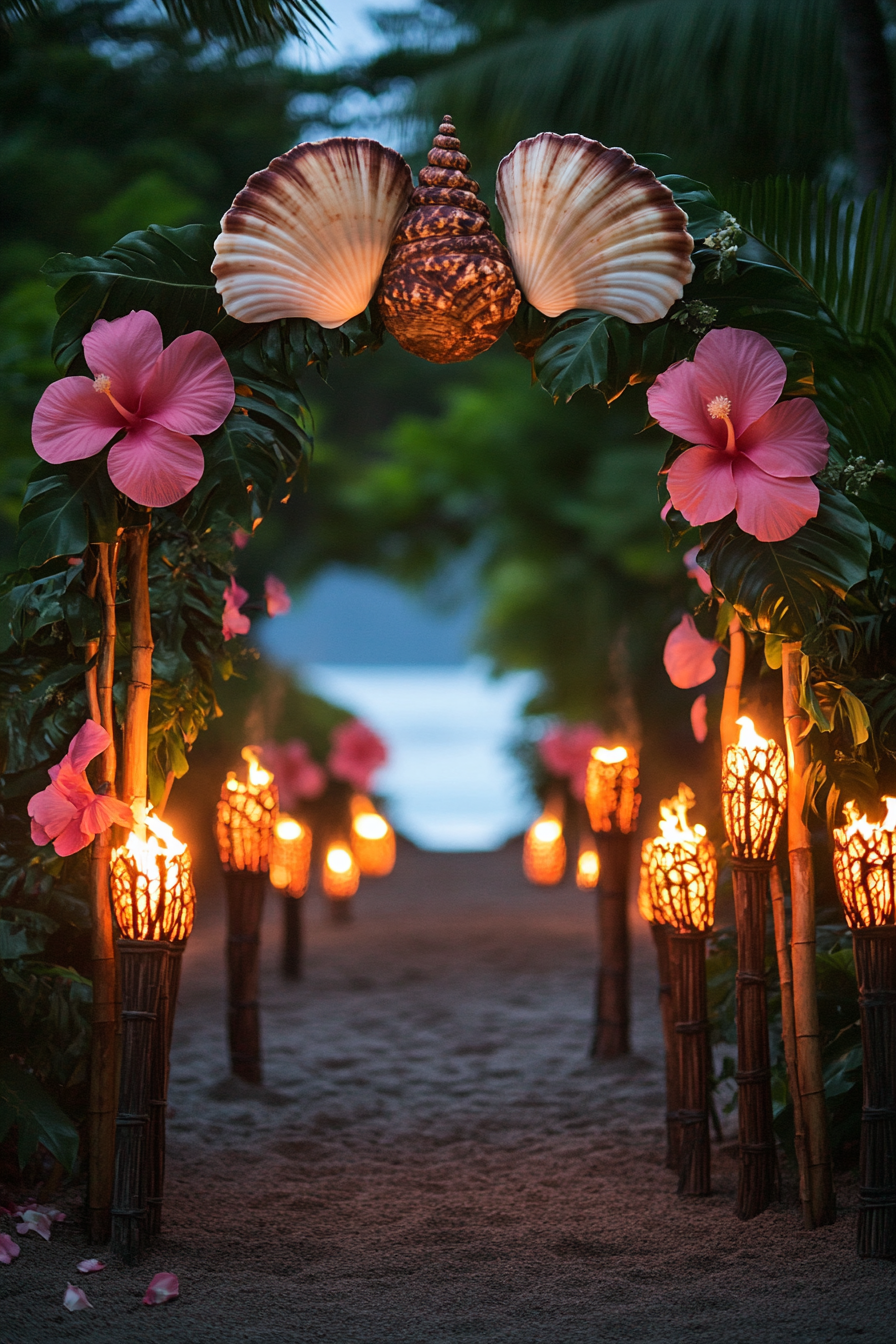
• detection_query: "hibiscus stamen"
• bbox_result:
[93,374,137,424]
[706,394,735,451]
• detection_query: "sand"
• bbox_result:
[1,843,892,1343]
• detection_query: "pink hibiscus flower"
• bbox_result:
[663,614,721,689]
[683,545,713,595]
[264,574,291,617]
[328,719,387,792]
[28,721,133,857]
[261,739,326,809]
[690,694,708,743]
[222,577,250,640]
[31,310,234,508]
[648,328,828,543]
[538,722,604,800]
[232,527,251,549]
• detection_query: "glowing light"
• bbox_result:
[523,810,566,886]
[327,847,353,873]
[594,746,628,764]
[644,785,716,933]
[111,808,194,941]
[721,716,787,861]
[216,750,279,873]
[585,746,640,834]
[533,819,562,843]
[349,795,396,877]
[270,814,312,895]
[833,798,896,929]
[323,842,360,898]
[242,745,273,788]
[354,813,388,841]
[275,819,303,842]
[576,847,600,890]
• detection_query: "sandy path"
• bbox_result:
[1,845,892,1342]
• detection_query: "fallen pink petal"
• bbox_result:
[63,1284,92,1311]
[143,1271,179,1305]
[648,327,828,542]
[31,309,234,508]
[690,694,709,743]
[0,1233,19,1264]
[77,1259,105,1273]
[663,614,721,689]
[15,1210,52,1240]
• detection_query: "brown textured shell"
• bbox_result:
[376,118,521,364]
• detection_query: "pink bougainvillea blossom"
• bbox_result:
[683,545,713,595]
[143,1271,179,1305]
[63,1284,92,1312]
[328,719,388,792]
[261,740,326,810]
[690,694,709,743]
[77,1258,105,1273]
[31,310,234,509]
[264,574,291,617]
[0,1234,19,1264]
[648,328,829,543]
[232,526,251,549]
[28,722,133,858]
[538,722,605,800]
[663,615,721,689]
[222,577,250,641]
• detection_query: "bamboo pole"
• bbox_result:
[84,543,120,1242]
[668,931,711,1196]
[282,896,302,980]
[145,944,184,1239]
[651,922,681,1169]
[122,526,153,819]
[226,871,267,1083]
[770,862,811,1224]
[781,641,835,1227]
[592,831,632,1058]
[720,617,746,754]
[853,927,896,1259]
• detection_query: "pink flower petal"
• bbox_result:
[143,1271,179,1305]
[690,694,708,743]
[232,527,251,549]
[328,719,388,790]
[731,457,821,542]
[667,446,738,526]
[77,1259,105,1273]
[648,358,725,448]
[737,397,829,479]
[30,818,51,846]
[27,782,78,839]
[17,1210,52,1240]
[63,1284,92,1311]
[663,614,721,689]
[107,421,204,507]
[53,815,96,857]
[225,577,249,609]
[67,720,111,774]
[139,332,235,436]
[80,793,134,837]
[0,1233,19,1264]
[31,376,124,464]
[683,545,713,595]
[83,311,164,412]
[692,328,786,437]
[264,574,291,617]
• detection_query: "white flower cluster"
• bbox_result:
[670,300,719,335]
[839,456,888,491]
[703,213,742,260]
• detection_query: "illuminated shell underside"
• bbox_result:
[376,116,521,363]
[212,138,413,329]
[496,133,694,323]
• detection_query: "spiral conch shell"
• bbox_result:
[376,116,521,363]
[496,134,694,324]
[212,138,412,329]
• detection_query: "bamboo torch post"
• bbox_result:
[770,863,811,1224]
[782,641,835,1227]
[84,541,120,1242]
[122,526,153,823]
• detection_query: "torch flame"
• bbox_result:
[241,745,273,788]
[353,813,388,840]
[594,746,628,764]
[735,715,771,753]
[842,797,896,840]
[275,818,303,842]
[326,845,354,874]
[533,818,562,843]
[124,806,185,860]
[658,784,706,845]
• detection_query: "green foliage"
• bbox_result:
[0,1058,80,1172]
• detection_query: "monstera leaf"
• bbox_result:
[17,458,120,568]
[701,489,872,638]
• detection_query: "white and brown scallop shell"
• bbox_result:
[212,138,413,329]
[496,133,694,324]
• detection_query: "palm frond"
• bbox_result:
[2,0,330,47]
[411,0,847,184]
[729,176,896,339]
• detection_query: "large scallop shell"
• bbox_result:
[376,116,520,363]
[495,134,693,324]
[212,138,412,329]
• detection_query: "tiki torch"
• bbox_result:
[269,816,312,980]
[646,785,717,1196]
[638,838,680,1170]
[523,789,567,886]
[109,811,195,1260]
[323,841,360,919]
[584,746,641,1057]
[833,797,896,1260]
[350,794,397,877]
[216,746,278,1083]
[721,715,787,1219]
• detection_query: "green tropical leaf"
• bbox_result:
[0,1057,79,1172]
[701,489,872,638]
[2,0,329,48]
[659,175,728,241]
[17,458,119,568]
[533,311,612,402]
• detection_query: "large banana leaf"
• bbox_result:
[701,489,871,638]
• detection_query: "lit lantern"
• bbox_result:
[109,809,195,1260]
[585,745,640,834]
[350,795,396,877]
[523,812,566,886]
[833,798,896,1260]
[576,841,600,890]
[645,785,716,1197]
[584,746,640,1061]
[270,816,313,897]
[721,715,788,1220]
[323,842,360,899]
[215,747,279,1086]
